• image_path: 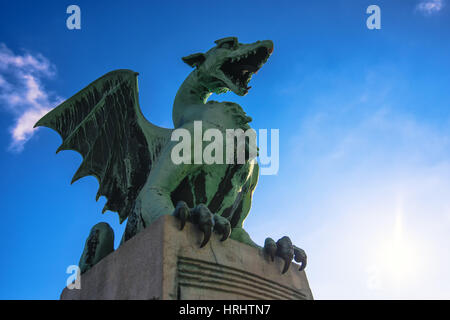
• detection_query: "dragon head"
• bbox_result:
[182,37,274,96]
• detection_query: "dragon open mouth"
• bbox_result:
[220,46,272,93]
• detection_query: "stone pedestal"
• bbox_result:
[61,215,313,300]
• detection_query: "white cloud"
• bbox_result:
[0,44,62,152]
[416,0,445,15]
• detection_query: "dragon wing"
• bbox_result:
[35,69,172,223]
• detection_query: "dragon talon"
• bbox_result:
[200,227,212,248]
[224,223,231,241]
[264,238,277,262]
[220,224,231,241]
[190,204,215,248]
[173,201,190,230]
[294,245,307,271]
[281,259,291,274]
[214,214,231,242]
[275,236,294,274]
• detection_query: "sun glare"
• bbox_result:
[374,196,425,296]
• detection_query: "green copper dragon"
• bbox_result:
[35,37,307,275]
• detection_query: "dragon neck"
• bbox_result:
[173,70,212,127]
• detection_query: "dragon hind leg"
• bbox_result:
[78,222,115,274]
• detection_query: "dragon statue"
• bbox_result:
[35,37,307,275]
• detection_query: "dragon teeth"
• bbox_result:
[230,50,257,64]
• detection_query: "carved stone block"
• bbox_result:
[61,215,313,300]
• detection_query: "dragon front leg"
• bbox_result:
[173,201,231,248]
[264,236,307,274]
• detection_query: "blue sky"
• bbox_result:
[1,0,449,299]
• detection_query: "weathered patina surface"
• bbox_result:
[35,37,306,274]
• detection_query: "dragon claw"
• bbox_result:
[277,236,294,274]
[263,236,307,274]
[214,215,231,242]
[190,204,214,248]
[264,238,277,262]
[173,202,231,248]
[172,201,191,230]
[199,225,212,248]
[293,245,307,271]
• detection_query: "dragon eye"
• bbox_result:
[215,37,238,50]
[219,41,234,49]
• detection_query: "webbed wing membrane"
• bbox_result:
[35,69,171,223]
